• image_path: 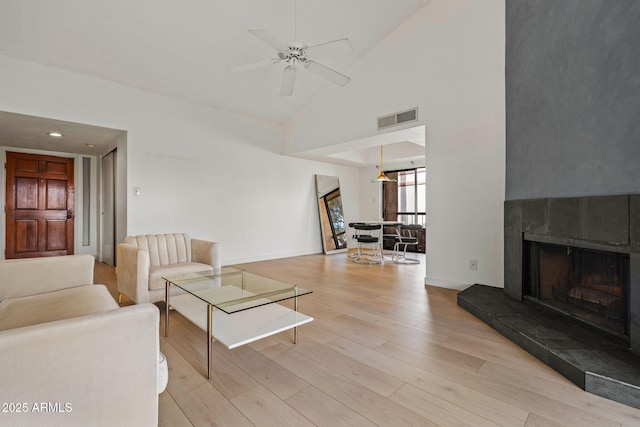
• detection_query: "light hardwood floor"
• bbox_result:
[95,254,640,426]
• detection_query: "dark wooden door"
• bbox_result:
[5,152,74,258]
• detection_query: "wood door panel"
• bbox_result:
[15,158,39,173]
[15,220,38,253]
[13,211,68,220]
[46,179,68,209]
[46,220,68,250]
[46,161,69,175]
[6,152,74,259]
[15,177,39,209]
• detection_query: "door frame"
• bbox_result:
[0,147,96,260]
[100,149,116,266]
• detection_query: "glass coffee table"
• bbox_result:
[163,267,313,379]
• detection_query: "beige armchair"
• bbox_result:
[117,233,221,304]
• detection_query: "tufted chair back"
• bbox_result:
[124,233,193,267]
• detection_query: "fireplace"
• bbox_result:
[524,241,630,337]
[504,194,640,353]
[458,194,640,408]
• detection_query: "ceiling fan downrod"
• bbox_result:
[292,0,296,41]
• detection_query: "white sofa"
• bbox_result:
[116,233,220,304]
[0,255,163,427]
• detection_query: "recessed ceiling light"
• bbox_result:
[86,144,96,148]
[47,132,63,137]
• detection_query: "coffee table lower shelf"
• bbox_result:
[169,293,313,350]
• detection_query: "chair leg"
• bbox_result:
[390,241,419,264]
[354,242,375,260]
[405,253,420,264]
[350,243,363,261]
[348,244,361,258]
[392,242,402,262]
[353,243,383,264]
[394,244,420,264]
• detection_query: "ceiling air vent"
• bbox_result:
[377,107,418,130]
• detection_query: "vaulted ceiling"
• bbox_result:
[0,0,428,163]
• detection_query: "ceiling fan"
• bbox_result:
[231,0,353,96]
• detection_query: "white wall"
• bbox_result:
[0,55,360,265]
[286,0,506,288]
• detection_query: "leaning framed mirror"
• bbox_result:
[315,174,348,254]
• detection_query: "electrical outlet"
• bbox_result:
[469,259,478,271]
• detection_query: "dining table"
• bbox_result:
[352,220,404,262]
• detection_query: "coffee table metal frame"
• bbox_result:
[163,267,312,379]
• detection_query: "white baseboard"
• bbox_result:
[424,276,472,291]
[223,249,321,266]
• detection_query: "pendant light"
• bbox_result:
[370,145,397,182]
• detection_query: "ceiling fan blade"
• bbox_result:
[280,66,297,96]
[229,59,276,73]
[306,38,353,58]
[305,61,351,87]
[248,29,289,52]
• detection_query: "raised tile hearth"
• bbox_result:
[458,284,640,409]
[459,194,640,409]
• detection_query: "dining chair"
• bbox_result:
[347,223,365,258]
[352,223,384,264]
[382,222,403,256]
[392,224,422,264]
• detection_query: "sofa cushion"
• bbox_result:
[0,284,118,332]
[148,262,214,291]
[0,254,95,300]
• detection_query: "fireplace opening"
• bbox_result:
[525,241,630,337]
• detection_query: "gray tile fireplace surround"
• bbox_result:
[458,195,640,409]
